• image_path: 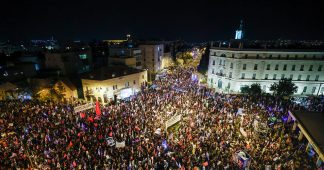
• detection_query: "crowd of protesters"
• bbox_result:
[0,66,323,169]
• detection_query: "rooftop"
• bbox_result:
[211,47,324,53]
[292,111,324,160]
[82,66,144,80]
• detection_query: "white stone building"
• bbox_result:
[207,48,324,95]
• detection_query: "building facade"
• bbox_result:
[108,47,142,69]
[207,48,324,95]
[139,44,164,81]
[45,49,92,75]
[82,67,147,103]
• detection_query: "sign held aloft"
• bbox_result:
[166,115,181,129]
[74,103,94,113]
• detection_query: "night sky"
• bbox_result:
[1,0,324,42]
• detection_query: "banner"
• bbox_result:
[116,141,125,148]
[74,103,94,113]
[95,101,101,116]
[166,115,181,129]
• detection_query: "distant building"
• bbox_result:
[207,47,324,95]
[139,44,164,81]
[108,47,142,69]
[45,49,92,75]
[81,66,147,103]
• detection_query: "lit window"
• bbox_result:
[79,54,87,59]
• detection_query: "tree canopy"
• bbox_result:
[270,78,298,96]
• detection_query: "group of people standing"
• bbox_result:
[0,66,322,169]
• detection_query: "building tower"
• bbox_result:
[235,20,244,40]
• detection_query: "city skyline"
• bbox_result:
[1,0,324,41]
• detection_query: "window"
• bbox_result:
[256,54,259,59]
[313,55,316,59]
[113,85,118,90]
[295,55,298,60]
[286,55,289,59]
[245,54,248,59]
[303,86,307,93]
[254,64,258,70]
[269,55,272,59]
[278,55,281,59]
[232,54,235,58]
[265,74,268,80]
[304,55,307,59]
[290,74,293,80]
[79,54,88,59]
[266,64,270,70]
[133,80,136,84]
[142,75,145,79]
[223,60,226,66]
[318,65,322,71]
[283,64,287,71]
[281,74,285,79]
[306,75,310,81]
[292,65,296,71]
[229,72,232,78]
[125,82,130,87]
[252,73,256,79]
[210,78,213,83]
[275,65,279,70]
[312,87,316,93]
[212,60,215,65]
[315,75,319,81]
[273,74,277,80]
[309,65,313,71]
[241,73,245,79]
[230,63,233,69]
[212,69,214,74]
[243,64,246,70]
[300,65,304,71]
[219,60,222,65]
[298,75,302,80]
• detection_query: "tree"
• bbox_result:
[240,85,250,94]
[250,83,262,96]
[270,78,298,96]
